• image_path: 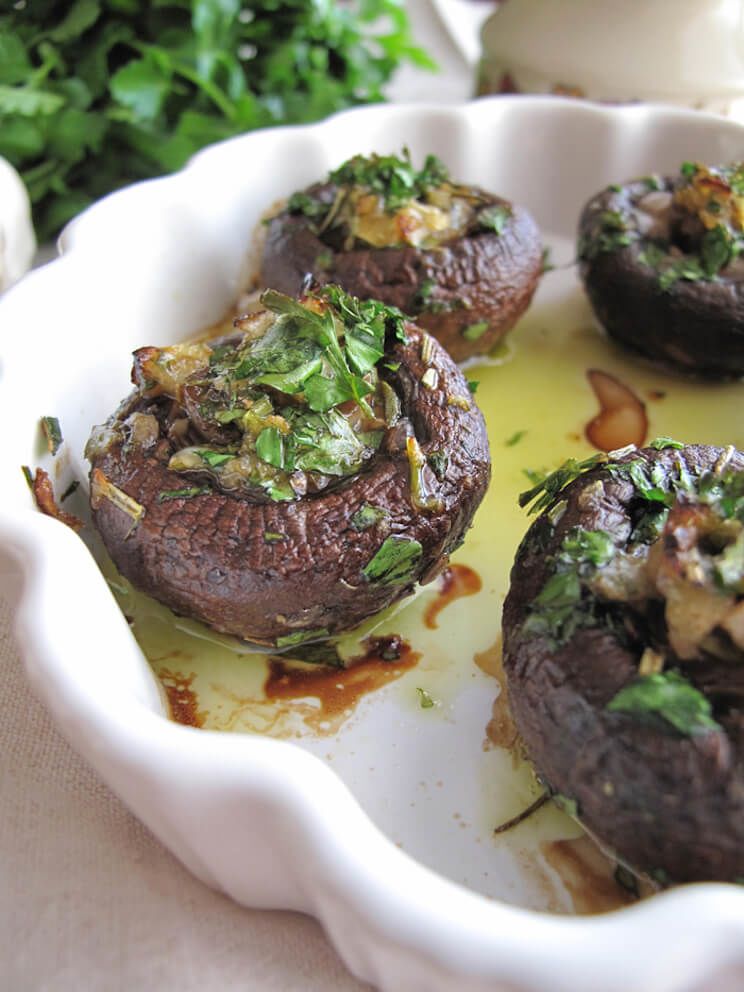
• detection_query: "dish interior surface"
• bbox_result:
[3,99,744,945]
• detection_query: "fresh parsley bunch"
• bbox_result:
[0,0,434,239]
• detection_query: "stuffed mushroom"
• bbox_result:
[261,150,543,362]
[86,286,490,647]
[503,440,744,884]
[578,162,744,378]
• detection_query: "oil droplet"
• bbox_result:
[585,368,648,451]
[424,564,482,630]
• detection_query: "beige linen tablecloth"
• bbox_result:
[1,4,474,989]
[0,595,370,991]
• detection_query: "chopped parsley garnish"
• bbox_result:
[505,430,526,447]
[275,628,329,649]
[415,278,436,308]
[519,454,609,515]
[427,450,448,481]
[607,670,721,737]
[328,149,449,211]
[287,191,327,219]
[363,536,423,585]
[477,204,510,235]
[168,285,406,502]
[157,486,210,503]
[579,208,638,260]
[523,526,615,644]
[60,479,80,503]
[462,320,489,342]
[263,531,285,543]
[637,243,666,270]
[559,528,615,567]
[198,450,235,468]
[467,379,479,394]
[416,687,436,709]
[658,257,706,291]
[255,427,285,469]
[350,504,388,531]
[648,436,684,451]
[698,466,744,521]
[40,416,63,455]
[642,175,662,191]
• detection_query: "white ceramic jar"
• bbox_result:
[479,0,744,118]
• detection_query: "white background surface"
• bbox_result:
[1,4,472,989]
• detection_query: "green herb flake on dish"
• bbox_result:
[416,687,436,709]
[40,416,63,455]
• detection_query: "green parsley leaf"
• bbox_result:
[276,628,329,649]
[198,449,234,468]
[467,379,479,394]
[350,504,388,531]
[607,671,721,736]
[256,427,285,469]
[680,161,697,179]
[157,486,210,502]
[60,479,80,503]
[714,530,744,592]
[700,224,732,276]
[416,687,436,709]
[427,450,448,481]
[505,430,526,447]
[648,437,684,450]
[477,204,511,235]
[462,321,489,342]
[363,536,423,585]
[559,528,615,567]
[40,416,63,455]
[519,454,608,515]
[329,149,448,211]
[287,191,326,218]
[637,243,666,270]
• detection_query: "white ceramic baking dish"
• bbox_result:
[2,97,744,992]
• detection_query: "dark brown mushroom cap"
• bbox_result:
[261,182,543,363]
[502,443,744,884]
[89,323,490,646]
[578,179,744,378]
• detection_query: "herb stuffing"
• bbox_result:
[142,286,408,502]
[281,148,498,251]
